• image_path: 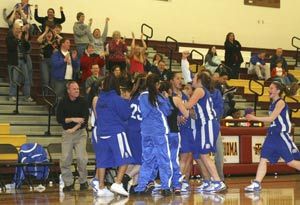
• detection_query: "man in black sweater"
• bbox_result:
[6,22,33,102]
[56,81,89,192]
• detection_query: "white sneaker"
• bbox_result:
[182,180,190,190]
[244,181,261,192]
[110,183,129,197]
[195,180,211,192]
[97,187,114,197]
[90,178,100,196]
[203,181,227,193]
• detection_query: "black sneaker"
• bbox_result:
[63,184,74,192]
[122,174,132,191]
[80,182,89,191]
[161,189,172,196]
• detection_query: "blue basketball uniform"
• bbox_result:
[126,96,142,164]
[178,92,194,153]
[261,98,300,163]
[135,91,173,192]
[193,88,220,158]
[94,90,134,168]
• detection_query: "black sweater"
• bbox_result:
[34,9,65,31]
[56,96,89,130]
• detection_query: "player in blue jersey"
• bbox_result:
[121,74,147,192]
[185,72,226,193]
[92,74,134,197]
[134,74,173,196]
[169,72,195,189]
[245,81,300,192]
[159,80,190,194]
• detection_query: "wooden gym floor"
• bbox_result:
[0,174,299,205]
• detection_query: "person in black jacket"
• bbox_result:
[224,32,243,79]
[34,5,65,32]
[6,22,33,102]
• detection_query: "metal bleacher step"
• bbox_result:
[0,115,58,125]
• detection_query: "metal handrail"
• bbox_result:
[11,65,24,114]
[42,85,58,136]
[283,95,300,115]
[291,36,300,66]
[141,23,153,40]
[190,49,204,73]
[165,36,178,71]
[248,79,265,114]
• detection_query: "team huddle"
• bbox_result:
[59,70,300,198]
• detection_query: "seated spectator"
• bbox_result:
[80,44,105,84]
[92,17,109,56]
[85,63,104,95]
[73,12,93,59]
[34,5,65,32]
[107,30,128,72]
[128,32,147,74]
[225,108,242,119]
[51,38,79,99]
[248,51,270,80]
[271,60,291,85]
[3,6,28,29]
[205,46,222,74]
[6,22,33,102]
[37,26,60,89]
[181,50,192,84]
[270,48,288,71]
[152,53,163,67]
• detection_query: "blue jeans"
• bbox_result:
[40,58,52,88]
[76,44,88,60]
[51,79,67,99]
[7,59,31,97]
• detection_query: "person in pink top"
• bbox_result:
[128,32,147,74]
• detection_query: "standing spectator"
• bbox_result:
[270,48,288,71]
[37,27,61,90]
[51,38,79,99]
[128,32,147,74]
[248,51,270,80]
[80,44,105,84]
[3,6,28,29]
[56,81,89,192]
[181,50,192,84]
[107,30,128,72]
[73,12,93,59]
[205,46,222,74]
[85,63,103,95]
[13,0,32,23]
[92,17,109,56]
[6,22,33,102]
[224,32,243,79]
[34,5,65,32]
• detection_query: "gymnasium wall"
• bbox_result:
[1,0,300,50]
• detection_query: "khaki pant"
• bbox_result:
[248,64,270,80]
[60,129,88,186]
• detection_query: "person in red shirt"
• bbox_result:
[80,43,105,84]
[128,32,147,74]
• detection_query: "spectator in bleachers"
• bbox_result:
[112,65,122,79]
[13,0,32,23]
[37,26,61,90]
[152,53,163,67]
[56,81,89,192]
[80,44,105,84]
[73,12,93,60]
[51,38,79,98]
[248,51,270,80]
[181,50,192,84]
[205,46,222,74]
[107,30,128,72]
[271,60,291,85]
[85,63,104,95]
[224,32,243,79]
[6,22,33,102]
[152,59,172,81]
[34,5,65,32]
[270,48,288,71]
[128,32,147,74]
[92,17,109,56]
[3,6,28,29]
